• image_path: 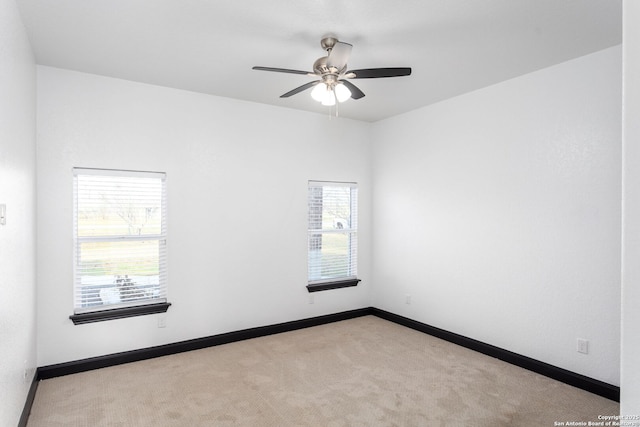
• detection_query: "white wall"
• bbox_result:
[621,0,640,414]
[0,0,37,425]
[371,46,621,385]
[36,66,372,367]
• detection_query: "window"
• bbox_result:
[70,168,170,324]
[307,181,360,292]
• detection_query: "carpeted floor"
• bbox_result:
[27,316,618,426]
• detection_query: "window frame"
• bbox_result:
[69,168,170,325]
[307,180,360,293]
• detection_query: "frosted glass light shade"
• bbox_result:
[311,83,329,102]
[321,93,336,106]
[334,83,351,102]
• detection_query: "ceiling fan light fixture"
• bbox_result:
[311,82,351,105]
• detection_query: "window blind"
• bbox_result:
[73,168,167,313]
[308,181,358,283]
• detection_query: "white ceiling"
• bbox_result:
[16,0,621,122]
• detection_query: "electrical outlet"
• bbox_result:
[405,294,411,305]
[577,338,589,354]
[0,204,6,226]
[309,294,315,304]
[157,315,167,328]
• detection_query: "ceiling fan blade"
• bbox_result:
[346,67,412,79]
[340,80,365,100]
[327,41,352,70]
[280,80,321,98]
[252,66,312,75]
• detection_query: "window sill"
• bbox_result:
[306,278,361,293]
[69,302,171,325]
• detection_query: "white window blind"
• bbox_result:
[73,168,167,314]
[308,181,358,283]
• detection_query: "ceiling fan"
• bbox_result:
[252,36,411,106]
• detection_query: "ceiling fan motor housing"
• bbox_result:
[313,56,337,75]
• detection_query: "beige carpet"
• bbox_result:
[27,316,618,426]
